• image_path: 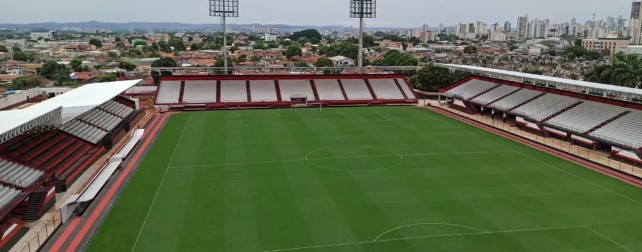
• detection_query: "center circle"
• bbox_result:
[305,145,403,171]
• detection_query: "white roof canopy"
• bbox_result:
[0,79,141,144]
[438,64,642,101]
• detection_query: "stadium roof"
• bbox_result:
[438,64,642,101]
[0,79,141,144]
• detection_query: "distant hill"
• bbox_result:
[0,21,406,33]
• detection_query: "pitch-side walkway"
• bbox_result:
[11,110,155,252]
[39,112,170,252]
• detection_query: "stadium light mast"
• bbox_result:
[210,0,239,75]
[349,0,376,69]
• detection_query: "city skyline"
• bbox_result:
[0,0,631,28]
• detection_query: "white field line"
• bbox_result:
[130,115,191,252]
[583,225,633,252]
[375,111,393,121]
[260,225,586,252]
[239,120,392,126]
[167,150,517,170]
[373,222,490,242]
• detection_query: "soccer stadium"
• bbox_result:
[0,62,642,252]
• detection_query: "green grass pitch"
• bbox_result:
[87,107,642,251]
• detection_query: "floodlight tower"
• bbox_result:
[349,0,376,69]
[209,0,239,75]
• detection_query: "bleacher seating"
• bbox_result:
[591,111,642,149]
[341,79,373,100]
[156,81,181,104]
[0,158,43,188]
[220,80,248,103]
[315,79,345,101]
[489,89,543,111]
[546,101,627,133]
[396,78,416,99]
[0,186,20,210]
[279,80,316,101]
[511,94,580,121]
[61,120,108,144]
[249,80,278,102]
[80,109,122,131]
[100,101,134,118]
[470,85,520,105]
[183,81,217,103]
[368,79,405,100]
[445,80,497,100]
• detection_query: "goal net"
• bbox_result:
[290,94,309,107]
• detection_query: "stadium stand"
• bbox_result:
[444,79,497,100]
[368,79,406,100]
[314,79,345,101]
[511,94,580,121]
[100,101,135,118]
[471,85,520,105]
[156,81,181,104]
[340,79,374,100]
[546,101,628,133]
[183,81,217,104]
[249,80,278,102]
[489,89,543,111]
[278,80,316,101]
[156,75,417,108]
[590,111,642,149]
[62,120,109,144]
[0,158,43,188]
[0,186,20,210]
[220,80,248,103]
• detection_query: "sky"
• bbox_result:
[0,0,633,28]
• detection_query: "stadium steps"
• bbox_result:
[42,141,83,170]
[275,80,282,102]
[336,79,349,100]
[0,133,33,152]
[215,80,222,103]
[393,79,410,99]
[583,111,631,135]
[19,134,66,162]
[246,80,252,102]
[309,80,321,101]
[32,137,74,167]
[57,147,105,191]
[466,85,500,101]
[22,187,46,221]
[540,101,584,123]
[507,93,547,112]
[9,131,55,157]
[178,81,186,104]
[486,88,522,106]
[363,79,378,100]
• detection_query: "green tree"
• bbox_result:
[250,54,261,62]
[107,51,118,59]
[70,58,83,72]
[289,29,322,41]
[7,76,46,90]
[293,61,309,67]
[585,53,642,88]
[89,38,103,48]
[409,65,470,92]
[133,41,147,47]
[96,73,117,82]
[168,37,186,51]
[151,57,178,84]
[463,46,478,54]
[118,60,137,71]
[521,67,544,75]
[0,45,7,52]
[373,50,418,66]
[315,57,334,67]
[284,45,303,59]
[238,54,248,62]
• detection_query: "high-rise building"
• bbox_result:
[517,15,528,40]
[632,1,641,19]
[503,21,511,32]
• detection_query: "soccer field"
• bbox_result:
[87,107,642,251]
